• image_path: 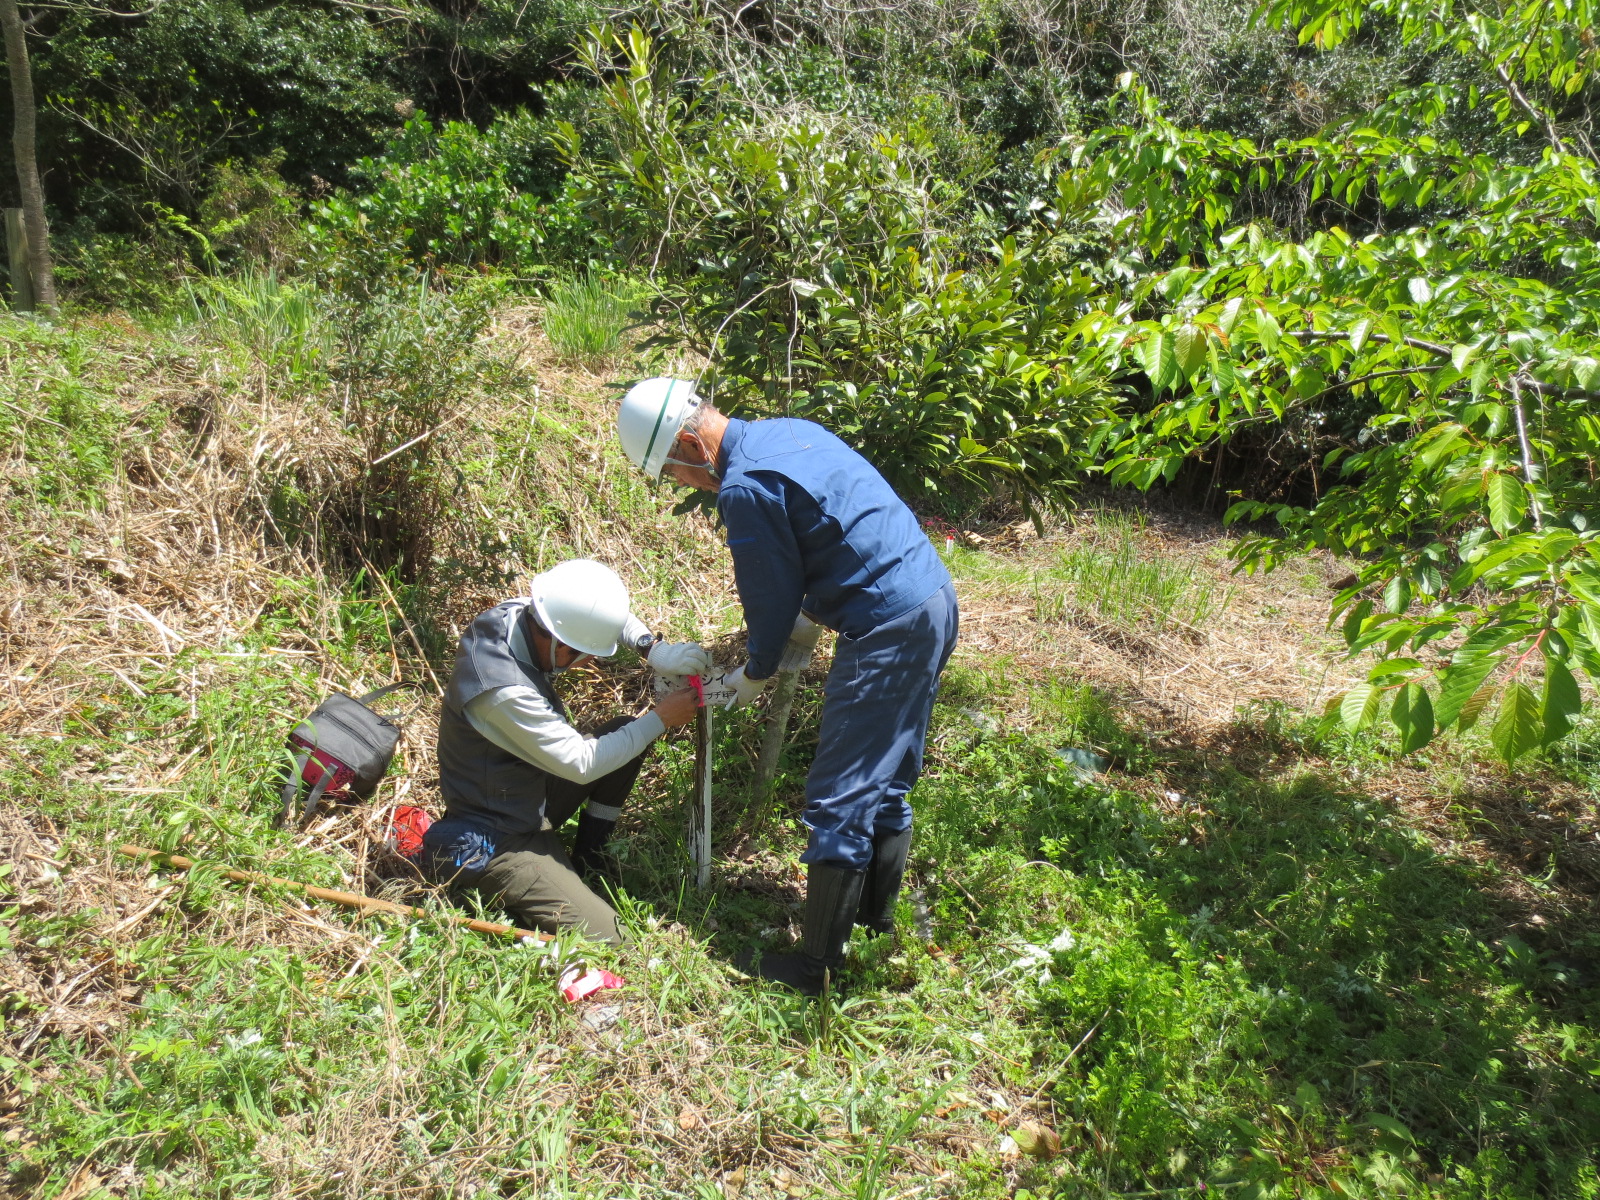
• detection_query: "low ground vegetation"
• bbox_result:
[3,303,1597,1198]
[4,0,1599,1193]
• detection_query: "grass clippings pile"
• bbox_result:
[947,502,1359,734]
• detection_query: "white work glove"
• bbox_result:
[646,639,712,676]
[722,663,772,711]
[775,614,824,674]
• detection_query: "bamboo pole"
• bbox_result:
[117,845,549,942]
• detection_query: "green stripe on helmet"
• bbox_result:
[640,378,680,477]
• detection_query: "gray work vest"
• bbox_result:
[436,599,566,836]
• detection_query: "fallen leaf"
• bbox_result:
[57,1162,104,1200]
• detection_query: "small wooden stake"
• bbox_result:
[5,207,33,313]
[751,669,800,802]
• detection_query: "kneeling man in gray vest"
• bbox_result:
[423,559,702,944]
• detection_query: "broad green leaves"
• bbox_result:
[1173,326,1209,379]
[1434,655,1498,730]
[1486,473,1526,535]
[1542,659,1583,746]
[1340,684,1380,730]
[570,27,1118,516]
[1491,682,1543,765]
[1136,331,1179,393]
[1391,683,1434,754]
[1078,1,1600,763]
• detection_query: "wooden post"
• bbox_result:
[5,207,32,312]
[750,669,800,801]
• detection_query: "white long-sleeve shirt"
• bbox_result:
[463,611,664,785]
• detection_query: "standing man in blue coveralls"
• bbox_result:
[617,378,960,994]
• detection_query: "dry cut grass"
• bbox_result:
[947,499,1360,734]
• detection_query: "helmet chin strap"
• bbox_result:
[665,429,720,481]
[529,613,583,674]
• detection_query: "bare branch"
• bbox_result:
[1494,61,1572,159]
[22,0,164,16]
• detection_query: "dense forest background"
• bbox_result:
[15,0,1594,759]
[3,1,1599,1197]
[10,0,1438,229]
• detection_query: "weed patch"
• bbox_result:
[542,273,640,361]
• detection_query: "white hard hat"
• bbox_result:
[618,377,699,479]
[528,559,630,657]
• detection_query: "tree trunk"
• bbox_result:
[0,0,56,316]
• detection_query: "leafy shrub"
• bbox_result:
[990,0,1600,762]
[324,271,510,581]
[51,223,189,313]
[197,152,305,271]
[31,0,583,233]
[307,113,591,280]
[564,28,1119,518]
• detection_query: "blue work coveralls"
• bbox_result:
[716,417,960,870]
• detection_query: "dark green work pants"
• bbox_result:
[465,825,625,945]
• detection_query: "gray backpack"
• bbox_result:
[277,684,420,830]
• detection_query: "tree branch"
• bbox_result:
[1288,330,1597,399]
[23,0,163,15]
[1494,61,1572,159]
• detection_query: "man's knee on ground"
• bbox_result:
[485,851,625,945]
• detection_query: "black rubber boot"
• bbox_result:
[856,827,911,935]
[570,811,620,885]
[752,864,866,997]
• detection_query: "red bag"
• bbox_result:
[385,804,434,860]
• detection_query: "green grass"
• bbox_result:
[945,509,1233,637]
[184,269,333,388]
[1034,536,1232,632]
[0,319,129,511]
[9,627,1598,1199]
[5,314,1599,1200]
[542,273,639,360]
